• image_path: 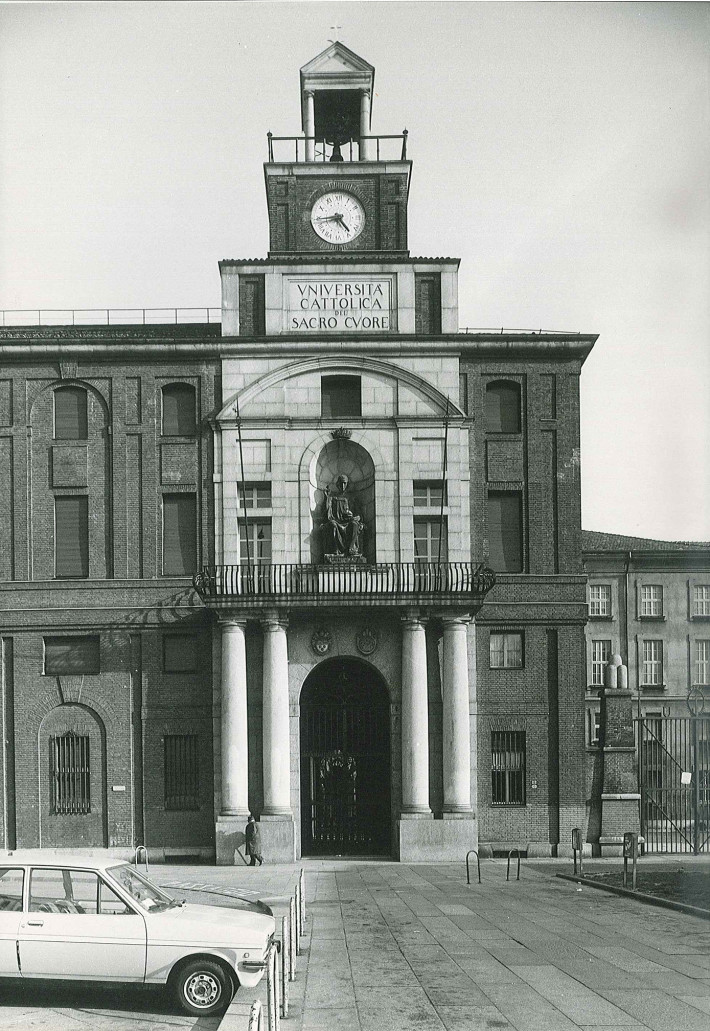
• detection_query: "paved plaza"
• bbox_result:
[1,859,709,1030]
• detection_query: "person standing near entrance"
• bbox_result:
[245,814,263,866]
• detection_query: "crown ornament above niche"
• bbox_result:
[331,428,352,439]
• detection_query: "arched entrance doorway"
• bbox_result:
[300,657,391,856]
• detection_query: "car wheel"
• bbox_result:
[173,958,234,1016]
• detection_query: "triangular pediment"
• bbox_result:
[300,43,374,78]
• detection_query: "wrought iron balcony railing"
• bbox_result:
[192,562,495,605]
[267,132,408,164]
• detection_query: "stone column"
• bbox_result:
[216,618,249,864]
[400,611,431,815]
[304,91,315,161]
[262,614,291,815]
[359,89,371,160]
[442,616,472,814]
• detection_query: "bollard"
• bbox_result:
[299,868,306,930]
[295,880,302,955]
[134,845,149,872]
[572,828,583,878]
[266,942,280,1031]
[280,915,289,1017]
[248,999,263,1031]
[289,896,297,979]
[623,831,638,890]
[465,849,481,885]
[506,848,521,881]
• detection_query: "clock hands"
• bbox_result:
[314,212,351,233]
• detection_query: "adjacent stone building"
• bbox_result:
[0,44,599,862]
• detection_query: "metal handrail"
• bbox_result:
[506,848,521,881]
[465,849,481,885]
[133,845,149,872]
[267,131,408,163]
[248,999,264,1031]
[0,307,220,327]
[459,327,582,336]
[193,562,495,599]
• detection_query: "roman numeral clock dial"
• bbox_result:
[310,191,365,244]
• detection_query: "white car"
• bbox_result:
[0,852,275,1016]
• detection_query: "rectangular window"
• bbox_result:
[321,375,361,417]
[491,731,526,805]
[50,733,90,814]
[414,273,442,335]
[54,495,89,578]
[163,634,199,673]
[489,632,523,669]
[486,491,523,572]
[695,640,710,685]
[54,388,87,440]
[587,710,601,746]
[589,584,611,617]
[44,636,100,675]
[162,494,197,575]
[641,640,663,685]
[591,640,612,686]
[693,586,710,617]
[640,585,663,617]
[413,480,445,508]
[164,734,200,810]
[238,482,272,509]
[413,517,447,563]
[239,519,272,564]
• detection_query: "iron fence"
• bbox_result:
[267,132,408,163]
[0,308,220,327]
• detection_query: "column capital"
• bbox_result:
[360,87,371,98]
[218,615,248,631]
[441,614,471,630]
[304,89,315,99]
[261,611,288,632]
[401,608,424,630]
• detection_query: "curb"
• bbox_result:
[556,872,710,920]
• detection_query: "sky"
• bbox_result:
[1,1,708,540]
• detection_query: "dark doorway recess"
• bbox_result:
[300,657,390,856]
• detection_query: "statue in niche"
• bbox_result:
[322,474,365,561]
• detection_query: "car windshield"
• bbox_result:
[106,864,178,912]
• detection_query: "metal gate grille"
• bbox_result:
[638,716,710,853]
[300,661,390,856]
[164,734,200,810]
[51,732,90,815]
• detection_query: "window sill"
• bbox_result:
[587,614,613,621]
[489,803,527,809]
[691,615,710,622]
[640,683,666,690]
[638,616,665,622]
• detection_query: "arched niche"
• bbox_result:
[310,438,376,564]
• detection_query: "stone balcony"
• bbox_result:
[192,561,495,611]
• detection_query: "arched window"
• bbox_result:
[484,381,521,434]
[161,384,196,436]
[54,386,88,440]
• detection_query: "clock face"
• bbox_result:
[311,191,365,244]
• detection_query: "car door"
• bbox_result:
[19,867,146,981]
[0,867,24,975]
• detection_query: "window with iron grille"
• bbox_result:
[161,384,196,436]
[640,585,663,617]
[164,734,200,810]
[50,732,90,815]
[591,640,611,686]
[489,632,523,669]
[491,731,526,805]
[641,640,663,685]
[695,640,710,685]
[237,482,272,509]
[693,586,710,617]
[239,519,272,564]
[54,387,88,440]
[413,480,446,508]
[321,375,361,417]
[589,584,611,617]
[413,517,447,563]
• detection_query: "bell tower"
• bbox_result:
[264,42,411,257]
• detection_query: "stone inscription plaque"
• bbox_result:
[286,276,393,332]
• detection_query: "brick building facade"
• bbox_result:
[0,45,599,861]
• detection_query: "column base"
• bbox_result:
[257,814,296,863]
[398,816,477,862]
[216,814,250,866]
